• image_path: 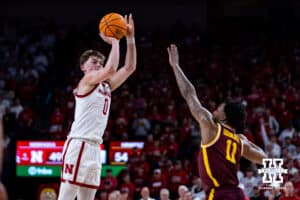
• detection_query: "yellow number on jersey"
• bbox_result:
[226,139,237,164]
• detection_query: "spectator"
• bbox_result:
[9,98,23,119]
[249,186,264,200]
[279,124,296,145]
[37,183,59,200]
[108,190,121,200]
[260,119,281,157]
[286,159,298,176]
[120,188,129,200]
[190,177,205,200]
[182,191,193,200]
[166,134,179,160]
[276,102,293,129]
[149,169,167,199]
[269,135,282,158]
[120,173,135,200]
[132,111,151,140]
[140,187,155,200]
[101,169,118,193]
[143,134,155,159]
[238,172,246,191]
[240,168,260,198]
[177,185,188,200]
[48,106,65,139]
[160,188,170,200]
[292,171,300,196]
[265,187,282,200]
[131,163,148,197]
[265,108,280,134]
[95,190,108,200]
[168,160,189,196]
[279,181,300,200]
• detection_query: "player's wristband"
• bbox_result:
[126,37,135,45]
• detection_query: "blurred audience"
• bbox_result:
[1,19,300,200]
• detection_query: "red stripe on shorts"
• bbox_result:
[73,141,85,182]
[61,138,72,176]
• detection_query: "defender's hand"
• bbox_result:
[167,44,179,68]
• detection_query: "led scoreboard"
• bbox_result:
[16,140,143,177]
[109,141,144,165]
[16,141,107,177]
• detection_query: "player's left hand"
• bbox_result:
[167,44,179,68]
[125,14,134,38]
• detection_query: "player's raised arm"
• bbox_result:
[83,34,120,86]
[239,134,267,165]
[107,14,137,91]
[167,44,217,141]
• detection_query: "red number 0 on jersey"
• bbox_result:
[103,98,109,115]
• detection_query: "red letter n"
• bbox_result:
[64,164,74,174]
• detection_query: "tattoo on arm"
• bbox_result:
[172,64,197,100]
[172,64,212,123]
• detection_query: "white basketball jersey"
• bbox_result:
[68,82,111,143]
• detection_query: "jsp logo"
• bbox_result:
[258,158,288,186]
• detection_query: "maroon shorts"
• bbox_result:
[206,186,245,200]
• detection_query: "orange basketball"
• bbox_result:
[99,13,127,40]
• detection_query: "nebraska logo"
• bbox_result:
[64,164,74,174]
[258,158,288,189]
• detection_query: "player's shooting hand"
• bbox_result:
[99,32,119,45]
[167,44,179,68]
[125,14,134,38]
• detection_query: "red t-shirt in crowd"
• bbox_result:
[279,195,300,200]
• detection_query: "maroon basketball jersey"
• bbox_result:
[198,123,243,194]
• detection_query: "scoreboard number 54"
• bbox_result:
[114,152,129,163]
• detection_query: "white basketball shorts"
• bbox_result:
[61,138,102,189]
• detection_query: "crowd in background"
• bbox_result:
[1,19,300,200]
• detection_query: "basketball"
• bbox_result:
[99,13,127,40]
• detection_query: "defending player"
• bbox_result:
[167,44,267,200]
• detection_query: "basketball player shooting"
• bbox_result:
[58,14,136,200]
[167,44,267,200]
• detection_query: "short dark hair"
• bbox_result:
[79,49,105,65]
[224,100,246,133]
